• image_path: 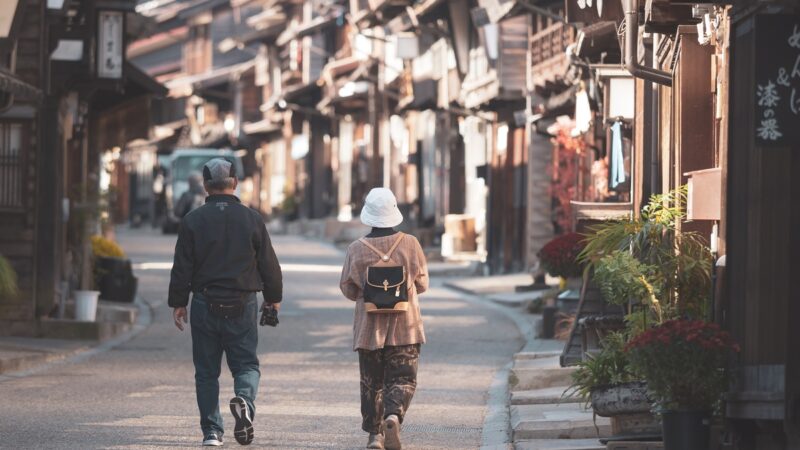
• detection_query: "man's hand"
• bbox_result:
[262,302,280,312]
[173,307,188,331]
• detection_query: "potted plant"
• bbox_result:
[625,319,740,450]
[579,187,712,322]
[92,235,137,303]
[0,254,19,301]
[568,332,660,438]
[537,232,587,311]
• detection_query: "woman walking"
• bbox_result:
[340,188,429,450]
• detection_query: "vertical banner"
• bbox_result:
[97,10,123,79]
[754,14,800,146]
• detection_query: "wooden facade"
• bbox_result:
[0,1,163,334]
[578,0,800,446]
[723,4,800,448]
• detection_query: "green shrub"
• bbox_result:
[0,254,19,299]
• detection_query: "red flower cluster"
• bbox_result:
[625,319,740,410]
[626,319,741,353]
[537,232,587,278]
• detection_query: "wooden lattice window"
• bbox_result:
[0,121,26,209]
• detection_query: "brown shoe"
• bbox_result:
[367,432,385,449]
[384,415,401,450]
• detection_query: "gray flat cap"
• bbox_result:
[202,158,236,182]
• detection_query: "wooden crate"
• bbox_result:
[607,442,663,450]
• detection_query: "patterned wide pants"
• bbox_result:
[357,344,421,434]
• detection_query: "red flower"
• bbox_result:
[537,233,587,278]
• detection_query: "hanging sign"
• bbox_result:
[754,14,800,146]
[97,10,123,79]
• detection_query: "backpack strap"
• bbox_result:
[359,232,405,262]
[386,232,405,259]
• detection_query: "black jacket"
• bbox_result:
[168,194,283,308]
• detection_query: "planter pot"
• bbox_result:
[74,290,100,322]
[591,381,653,417]
[662,410,710,450]
[96,257,138,303]
[557,277,583,312]
[591,382,661,438]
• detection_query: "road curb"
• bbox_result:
[0,296,154,382]
[440,282,535,450]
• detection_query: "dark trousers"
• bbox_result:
[191,293,260,436]
[358,344,420,434]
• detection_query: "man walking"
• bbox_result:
[169,158,282,446]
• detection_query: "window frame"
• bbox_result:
[0,119,29,212]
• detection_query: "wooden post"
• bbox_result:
[34,98,61,317]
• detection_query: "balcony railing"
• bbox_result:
[530,22,575,86]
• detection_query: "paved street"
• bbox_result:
[0,228,523,449]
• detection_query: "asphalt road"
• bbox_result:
[0,228,523,449]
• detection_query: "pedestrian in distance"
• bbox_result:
[340,188,429,450]
[174,171,207,219]
[169,158,283,447]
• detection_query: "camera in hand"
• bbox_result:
[260,304,279,327]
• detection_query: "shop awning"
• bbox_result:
[0,69,42,101]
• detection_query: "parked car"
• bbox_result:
[161,148,245,233]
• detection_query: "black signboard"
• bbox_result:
[754,14,800,147]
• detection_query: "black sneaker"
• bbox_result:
[230,396,254,445]
[202,432,223,446]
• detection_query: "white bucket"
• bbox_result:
[74,290,100,322]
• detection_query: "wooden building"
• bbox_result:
[0,0,162,335]
[722,2,800,448]
[561,0,800,446]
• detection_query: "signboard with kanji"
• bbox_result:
[754,14,800,147]
[97,10,123,79]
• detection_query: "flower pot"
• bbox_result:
[96,257,138,303]
[662,410,710,450]
[591,382,661,438]
[557,277,583,312]
[591,381,653,417]
[74,290,100,322]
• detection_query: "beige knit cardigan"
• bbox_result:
[340,233,429,351]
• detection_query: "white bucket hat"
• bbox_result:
[360,188,404,228]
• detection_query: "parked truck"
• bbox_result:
[160,148,245,233]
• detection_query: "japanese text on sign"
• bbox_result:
[755,16,800,146]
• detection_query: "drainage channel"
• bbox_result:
[402,424,482,434]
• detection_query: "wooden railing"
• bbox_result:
[530,21,575,86]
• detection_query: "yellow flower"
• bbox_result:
[91,235,126,258]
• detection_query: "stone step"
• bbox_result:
[64,300,138,324]
[511,403,611,441]
[0,348,74,374]
[510,356,575,391]
[513,351,563,363]
[514,439,605,450]
[513,355,564,369]
[488,291,546,308]
[0,338,90,375]
[38,318,132,341]
[511,386,582,405]
[443,274,536,295]
[606,442,663,450]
